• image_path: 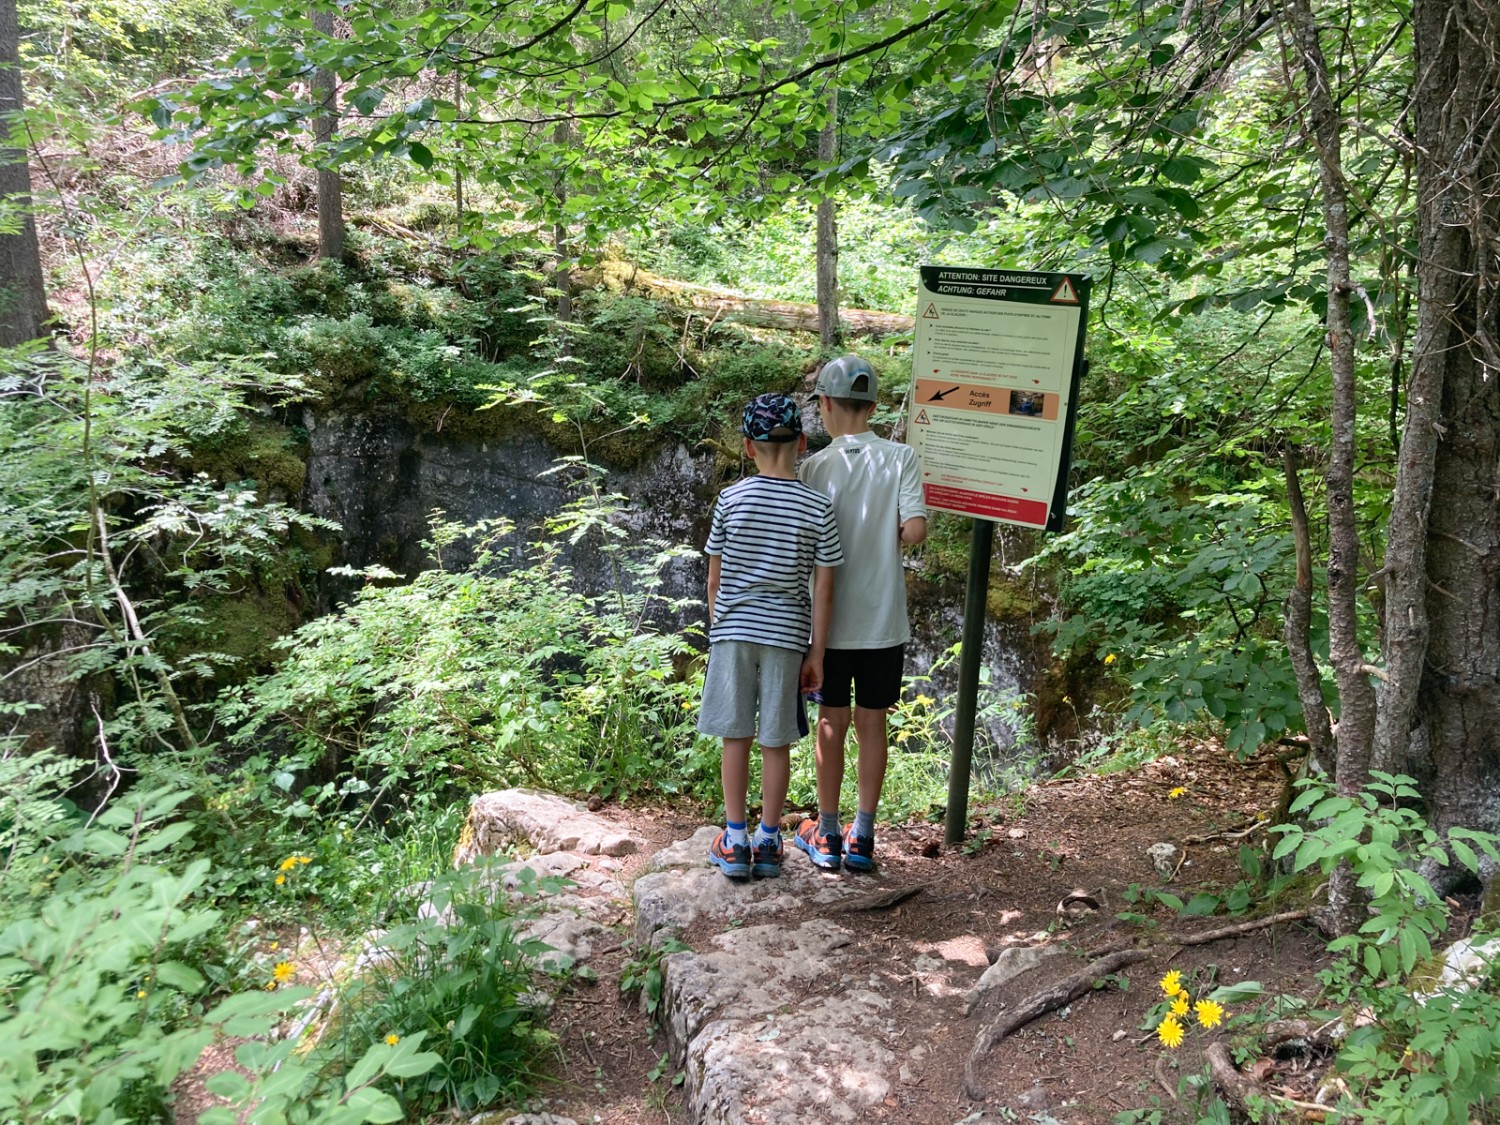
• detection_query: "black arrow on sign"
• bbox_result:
[927,385,962,402]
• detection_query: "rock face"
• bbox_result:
[302,407,1043,750]
[303,409,714,619]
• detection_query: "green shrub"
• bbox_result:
[1272,774,1500,1124]
[0,764,287,1125]
[329,861,558,1113]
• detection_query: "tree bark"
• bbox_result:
[815,90,840,352]
[1405,0,1500,868]
[1282,446,1335,778]
[311,9,345,262]
[1286,0,1377,933]
[0,0,49,346]
[553,116,573,329]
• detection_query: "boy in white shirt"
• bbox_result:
[793,356,927,871]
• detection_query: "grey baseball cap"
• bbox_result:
[813,354,878,401]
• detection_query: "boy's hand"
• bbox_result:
[800,653,823,694]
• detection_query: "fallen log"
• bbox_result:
[963,948,1148,1099]
[587,261,917,337]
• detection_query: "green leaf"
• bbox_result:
[407,142,434,169]
[342,1086,404,1123]
[154,960,206,993]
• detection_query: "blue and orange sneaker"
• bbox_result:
[752,833,784,879]
[793,818,842,871]
[709,830,751,879]
[842,825,875,872]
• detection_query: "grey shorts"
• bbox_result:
[697,640,804,747]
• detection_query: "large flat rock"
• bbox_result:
[655,919,894,1124]
[458,789,638,860]
[634,827,864,945]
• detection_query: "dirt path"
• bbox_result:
[537,739,1331,1124]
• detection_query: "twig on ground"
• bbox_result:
[1084,910,1311,960]
[1181,819,1269,845]
[1154,1054,1179,1101]
[1170,911,1311,947]
[963,948,1148,1099]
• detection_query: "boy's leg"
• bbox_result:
[759,744,790,830]
[708,735,753,878]
[698,641,757,879]
[815,706,851,824]
[851,705,890,819]
[754,743,790,877]
[795,649,852,869]
[720,736,753,830]
[843,645,904,871]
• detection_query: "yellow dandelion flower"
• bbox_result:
[385,1033,400,1046]
[915,694,936,708]
[1168,787,1187,800]
[272,961,296,984]
[1062,694,1074,705]
[1104,653,1117,665]
[1159,970,1183,996]
[275,874,286,885]
[1156,1015,1185,1049]
[1170,995,1190,1017]
[1194,999,1225,1029]
[265,981,277,991]
[136,990,147,999]
[270,942,279,951]
[296,856,312,865]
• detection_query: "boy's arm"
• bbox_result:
[801,563,835,692]
[897,446,928,546]
[706,553,722,624]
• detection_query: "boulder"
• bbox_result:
[457,789,638,861]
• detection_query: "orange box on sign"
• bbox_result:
[914,380,1058,420]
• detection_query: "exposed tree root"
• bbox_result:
[963,948,1147,1099]
[1205,1040,1269,1118]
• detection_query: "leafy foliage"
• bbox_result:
[1273,774,1500,1125]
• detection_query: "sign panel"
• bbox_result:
[906,266,1091,532]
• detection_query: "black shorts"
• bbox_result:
[813,645,905,710]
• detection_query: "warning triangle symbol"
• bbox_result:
[914,409,931,425]
[1050,277,1079,304]
[922,303,940,319]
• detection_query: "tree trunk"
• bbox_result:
[311,9,345,262]
[1405,0,1500,869]
[815,90,840,352]
[0,0,49,346]
[1287,0,1377,933]
[553,117,573,329]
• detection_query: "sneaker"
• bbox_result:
[842,826,875,872]
[709,830,751,879]
[752,834,784,879]
[793,818,843,871]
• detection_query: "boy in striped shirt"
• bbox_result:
[698,393,844,879]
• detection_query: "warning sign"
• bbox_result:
[905,266,1090,532]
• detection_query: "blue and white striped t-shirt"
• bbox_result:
[705,476,844,652]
